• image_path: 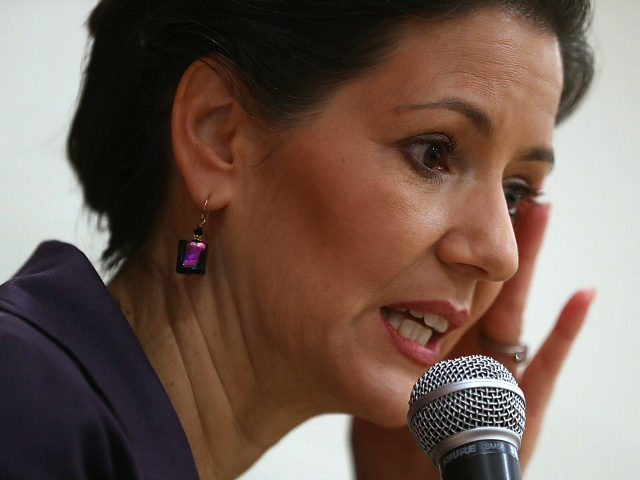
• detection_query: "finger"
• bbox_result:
[351,418,437,480]
[521,288,595,412]
[518,288,596,462]
[481,203,550,342]
[507,202,551,306]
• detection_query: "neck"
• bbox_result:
[108,245,311,479]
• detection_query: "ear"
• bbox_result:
[171,59,244,211]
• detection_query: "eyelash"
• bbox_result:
[503,181,543,219]
[399,133,458,182]
[399,134,542,218]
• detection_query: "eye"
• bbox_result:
[503,178,542,218]
[400,134,456,179]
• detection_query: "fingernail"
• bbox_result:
[582,287,597,302]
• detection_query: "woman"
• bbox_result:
[0,1,595,479]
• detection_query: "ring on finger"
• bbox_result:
[479,331,529,364]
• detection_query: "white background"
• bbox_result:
[1,1,638,478]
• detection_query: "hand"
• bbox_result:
[351,203,595,479]
[447,203,595,469]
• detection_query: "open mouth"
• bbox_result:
[381,306,449,348]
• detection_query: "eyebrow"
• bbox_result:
[397,97,555,167]
[523,147,555,169]
[397,98,494,136]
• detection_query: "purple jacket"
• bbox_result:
[0,242,199,479]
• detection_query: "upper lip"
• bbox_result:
[383,300,468,332]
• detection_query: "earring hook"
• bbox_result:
[197,197,209,228]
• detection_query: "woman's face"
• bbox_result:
[220,8,563,425]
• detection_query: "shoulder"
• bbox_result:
[0,311,141,480]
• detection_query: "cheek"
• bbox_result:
[225,141,408,342]
[228,136,446,379]
[250,142,428,305]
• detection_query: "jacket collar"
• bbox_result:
[0,241,199,479]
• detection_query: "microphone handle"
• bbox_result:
[438,439,521,480]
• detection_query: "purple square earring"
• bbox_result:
[176,197,210,275]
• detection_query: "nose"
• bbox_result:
[435,183,518,282]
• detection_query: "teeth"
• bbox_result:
[387,309,403,329]
[383,307,448,346]
[398,318,415,337]
[394,318,434,347]
[416,326,434,346]
[408,309,448,333]
[423,313,448,333]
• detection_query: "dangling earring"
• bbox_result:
[176,197,209,275]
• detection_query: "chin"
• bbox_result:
[339,363,423,428]
[361,387,416,428]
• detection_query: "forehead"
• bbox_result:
[339,8,563,126]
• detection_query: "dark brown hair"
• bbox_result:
[67,0,594,269]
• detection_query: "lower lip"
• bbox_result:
[380,312,442,367]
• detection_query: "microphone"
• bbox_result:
[407,355,526,480]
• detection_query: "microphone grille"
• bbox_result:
[408,355,526,457]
